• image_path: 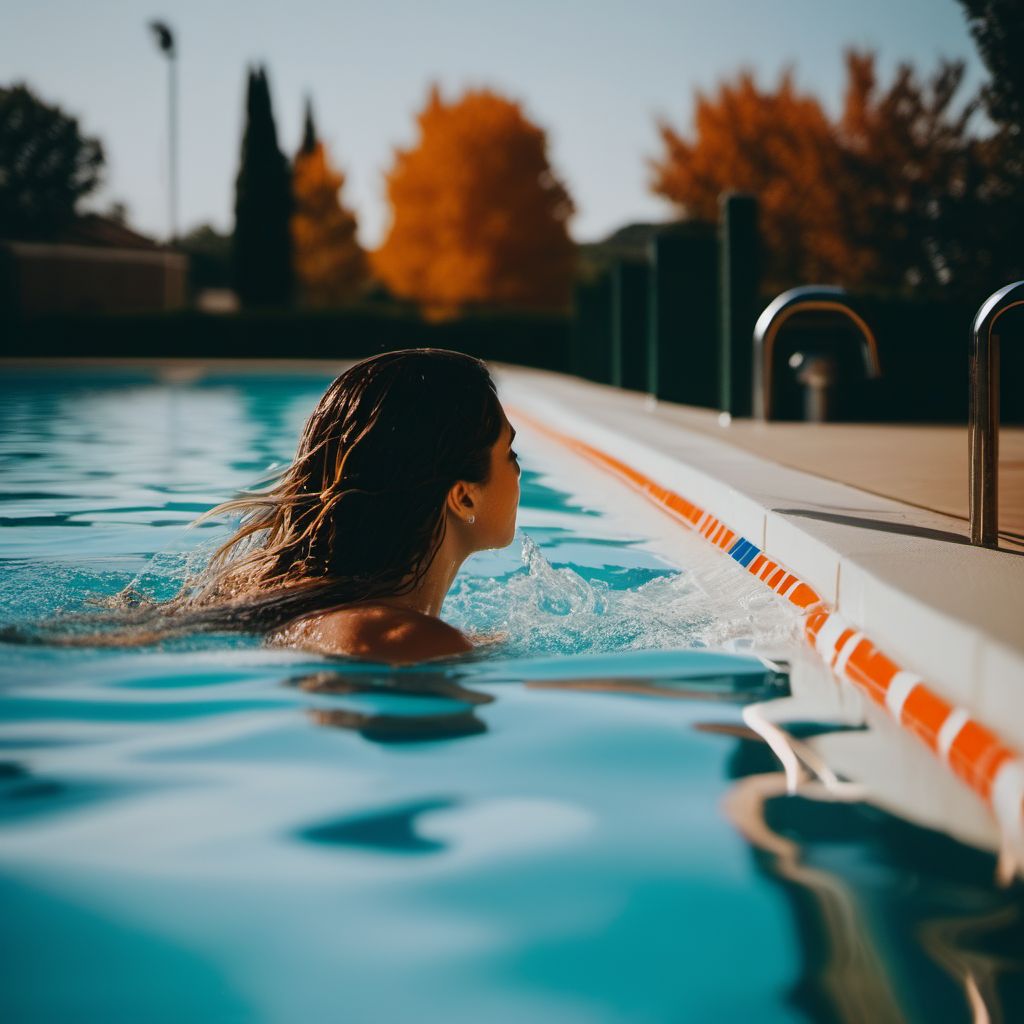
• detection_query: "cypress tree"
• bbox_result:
[300,95,317,157]
[232,65,293,307]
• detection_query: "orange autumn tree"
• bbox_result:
[650,69,848,290]
[291,100,368,307]
[651,52,989,296]
[373,86,576,316]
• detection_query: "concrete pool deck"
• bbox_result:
[642,400,1024,550]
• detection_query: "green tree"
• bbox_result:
[232,65,293,307]
[959,0,1024,138]
[0,82,104,240]
[179,223,232,291]
[958,0,1024,286]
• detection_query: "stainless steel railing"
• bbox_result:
[752,286,881,421]
[970,281,1024,547]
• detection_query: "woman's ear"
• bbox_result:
[446,480,476,520]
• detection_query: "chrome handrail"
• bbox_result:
[752,286,881,420]
[969,281,1024,547]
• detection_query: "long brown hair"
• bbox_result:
[10,348,504,645]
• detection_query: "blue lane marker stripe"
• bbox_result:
[728,538,760,567]
[728,538,749,561]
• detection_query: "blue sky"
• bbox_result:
[4,0,987,246]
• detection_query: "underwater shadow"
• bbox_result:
[298,796,459,854]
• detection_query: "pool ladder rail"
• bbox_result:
[753,281,1024,549]
[752,286,882,422]
[970,281,1024,548]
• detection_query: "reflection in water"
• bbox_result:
[290,669,494,705]
[724,770,904,1023]
[288,664,1023,1022]
[308,707,488,743]
[528,675,774,700]
[712,724,1024,1024]
[921,905,1022,1024]
[289,670,492,743]
[289,661,786,743]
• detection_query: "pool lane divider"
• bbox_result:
[511,405,1024,855]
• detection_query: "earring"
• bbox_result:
[468,515,476,524]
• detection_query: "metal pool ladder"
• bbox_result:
[970,281,1024,548]
[752,286,881,420]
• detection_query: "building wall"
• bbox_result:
[0,243,188,317]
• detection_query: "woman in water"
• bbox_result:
[260,347,521,662]
[20,349,521,663]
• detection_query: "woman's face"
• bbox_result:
[474,413,521,550]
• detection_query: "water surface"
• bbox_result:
[0,367,1020,1023]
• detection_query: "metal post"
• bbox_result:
[719,193,758,417]
[149,21,178,243]
[752,286,880,421]
[572,275,613,384]
[611,260,649,391]
[648,224,718,406]
[169,50,178,242]
[969,281,1024,547]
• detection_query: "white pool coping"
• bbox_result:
[496,366,1024,752]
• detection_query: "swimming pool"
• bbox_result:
[1,365,1021,1023]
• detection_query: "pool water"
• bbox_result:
[0,367,1021,1023]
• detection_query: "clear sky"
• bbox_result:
[4,0,987,246]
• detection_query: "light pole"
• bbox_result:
[148,20,177,243]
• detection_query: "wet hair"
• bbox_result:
[10,348,504,646]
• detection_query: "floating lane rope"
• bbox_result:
[511,405,1024,865]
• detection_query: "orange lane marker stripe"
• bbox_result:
[790,583,821,609]
[901,687,953,753]
[508,403,1024,839]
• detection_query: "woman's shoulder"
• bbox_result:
[270,604,474,665]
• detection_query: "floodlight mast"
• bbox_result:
[148,20,178,243]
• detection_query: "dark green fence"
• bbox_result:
[568,196,1024,425]
[2,307,572,373]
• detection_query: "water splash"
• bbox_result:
[443,532,800,658]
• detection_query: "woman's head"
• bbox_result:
[191,348,518,620]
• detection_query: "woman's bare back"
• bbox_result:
[269,604,474,665]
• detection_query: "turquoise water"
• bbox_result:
[0,367,1021,1023]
